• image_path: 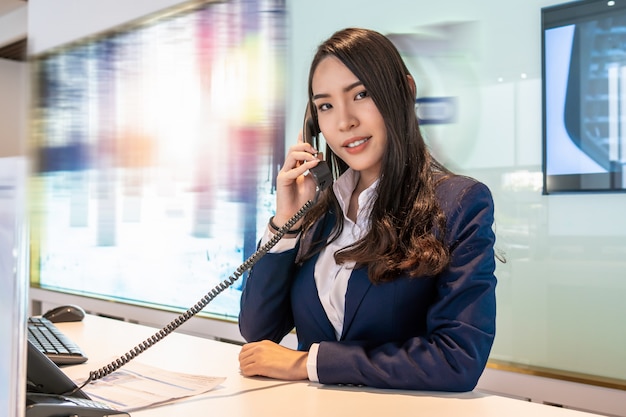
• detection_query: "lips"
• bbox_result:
[343,137,370,152]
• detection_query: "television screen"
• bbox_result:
[30,0,287,320]
[542,0,626,193]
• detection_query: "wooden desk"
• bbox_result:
[56,315,599,417]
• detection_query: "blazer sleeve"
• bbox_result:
[238,249,299,343]
[315,180,497,392]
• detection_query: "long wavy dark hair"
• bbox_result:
[300,27,452,283]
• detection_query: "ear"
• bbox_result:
[407,74,416,98]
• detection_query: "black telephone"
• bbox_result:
[302,102,333,190]
[26,104,333,415]
[26,339,129,416]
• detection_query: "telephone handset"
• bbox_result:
[303,103,333,191]
[62,103,333,398]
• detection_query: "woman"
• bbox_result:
[238,27,497,392]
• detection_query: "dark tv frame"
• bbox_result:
[542,0,626,194]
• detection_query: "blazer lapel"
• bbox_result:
[297,255,337,340]
[340,268,372,340]
[299,211,372,341]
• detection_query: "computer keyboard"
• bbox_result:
[27,316,88,365]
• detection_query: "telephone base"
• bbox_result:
[26,393,129,417]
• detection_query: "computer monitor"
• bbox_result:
[542,0,626,193]
[0,156,28,417]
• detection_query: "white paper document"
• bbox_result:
[75,361,226,412]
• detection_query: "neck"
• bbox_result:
[355,171,378,194]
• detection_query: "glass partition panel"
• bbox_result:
[30,0,287,321]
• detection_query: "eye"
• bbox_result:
[355,90,369,100]
[318,102,332,112]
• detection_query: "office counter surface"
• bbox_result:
[56,315,601,417]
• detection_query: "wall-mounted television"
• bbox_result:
[542,0,626,193]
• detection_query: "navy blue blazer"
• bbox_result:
[239,175,496,392]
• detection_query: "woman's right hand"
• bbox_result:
[273,131,323,228]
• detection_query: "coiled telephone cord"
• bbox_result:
[68,198,315,395]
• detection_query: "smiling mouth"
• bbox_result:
[345,137,369,148]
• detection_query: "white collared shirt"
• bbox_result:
[314,169,376,340]
[262,169,377,382]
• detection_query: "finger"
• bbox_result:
[282,160,320,180]
[288,142,318,156]
[239,359,259,376]
[239,343,258,360]
[238,351,257,374]
[282,153,320,175]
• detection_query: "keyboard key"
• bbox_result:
[27,317,88,365]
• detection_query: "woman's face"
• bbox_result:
[312,56,387,186]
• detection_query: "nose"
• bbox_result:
[337,105,358,132]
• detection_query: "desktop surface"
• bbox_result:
[56,315,600,417]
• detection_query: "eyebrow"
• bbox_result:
[312,80,364,100]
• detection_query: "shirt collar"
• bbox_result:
[333,168,378,224]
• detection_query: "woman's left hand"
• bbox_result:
[239,340,309,380]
